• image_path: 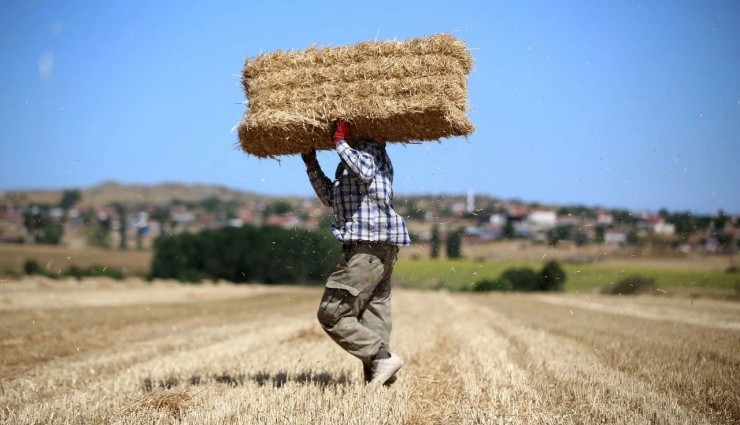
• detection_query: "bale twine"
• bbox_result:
[237,33,474,158]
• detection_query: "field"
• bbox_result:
[393,258,740,295]
[1,277,738,424]
[0,244,152,277]
[3,243,738,297]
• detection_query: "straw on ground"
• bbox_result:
[1,278,738,424]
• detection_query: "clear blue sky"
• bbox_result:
[1,1,738,214]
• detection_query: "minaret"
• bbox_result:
[467,189,475,214]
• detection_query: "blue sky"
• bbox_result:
[1,1,738,214]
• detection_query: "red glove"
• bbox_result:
[332,120,352,146]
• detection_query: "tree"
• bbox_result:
[626,230,641,246]
[501,220,516,239]
[665,211,711,237]
[200,196,222,213]
[501,267,539,292]
[538,260,566,291]
[714,210,729,230]
[58,189,81,211]
[547,225,572,246]
[150,225,339,284]
[150,207,171,238]
[23,206,46,242]
[573,231,588,247]
[88,213,111,249]
[401,198,426,220]
[263,200,293,217]
[611,209,637,225]
[40,219,64,245]
[446,228,463,259]
[430,224,440,259]
[595,225,606,243]
[22,205,63,245]
[113,203,128,250]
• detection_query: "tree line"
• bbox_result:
[150,225,340,284]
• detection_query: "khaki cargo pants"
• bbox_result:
[317,241,399,363]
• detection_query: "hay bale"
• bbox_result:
[237,34,474,157]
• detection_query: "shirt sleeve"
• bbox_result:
[307,166,333,207]
[335,141,377,183]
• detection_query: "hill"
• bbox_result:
[1,181,275,207]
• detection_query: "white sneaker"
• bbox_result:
[369,353,404,385]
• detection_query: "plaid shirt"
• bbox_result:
[308,140,410,246]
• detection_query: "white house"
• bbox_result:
[527,210,557,230]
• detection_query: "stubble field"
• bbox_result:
[1,277,738,424]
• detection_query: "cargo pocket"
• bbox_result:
[317,281,361,327]
[326,281,360,297]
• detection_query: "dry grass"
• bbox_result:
[1,279,738,424]
[0,243,151,277]
[238,33,474,157]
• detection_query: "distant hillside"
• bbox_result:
[1,181,275,207]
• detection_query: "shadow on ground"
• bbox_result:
[142,370,353,392]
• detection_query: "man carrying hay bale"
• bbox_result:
[302,119,410,386]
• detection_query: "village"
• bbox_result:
[1,183,737,257]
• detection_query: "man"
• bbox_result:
[301,119,410,385]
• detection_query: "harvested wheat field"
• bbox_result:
[1,278,738,424]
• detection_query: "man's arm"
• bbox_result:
[302,149,333,207]
[332,120,377,183]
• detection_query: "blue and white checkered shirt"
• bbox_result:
[308,139,411,246]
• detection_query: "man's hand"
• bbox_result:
[332,119,352,146]
[301,148,319,170]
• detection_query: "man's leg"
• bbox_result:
[317,244,387,363]
[359,245,399,384]
[360,277,392,382]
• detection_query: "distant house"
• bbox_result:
[604,230,627,246]
[489,213,507,227]
[642,214,676,235]
[597,212,614,226]
[653,221,676,235]
[264,213,300,229]
[528,211,557,229]
[236,206,261,226]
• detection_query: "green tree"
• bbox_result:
[595,225,606,243]
[626,230,641,246]
[430,224,440,259]
[538,260,567,291]
[611,209,637,225]
[150,225,339,284]
[150,207,171,238]
[58,189,82,211]
[665,211,711,236]
[547,225,572,246]
[714,210,729,230]
[23,206,63,244]
[113,203,128,250]
[263,200,293,217]
[40,219,64,245]
[401,198,426,220]
[501,220,516,239]
[87,214,111,249]
[446,228,463,259]
[573,231,588,247]
[200,196,222,213]
[472,277,511,292]
[502,267,538,292]
[23,206,46,242]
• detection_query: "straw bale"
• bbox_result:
[237,33,474,158]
